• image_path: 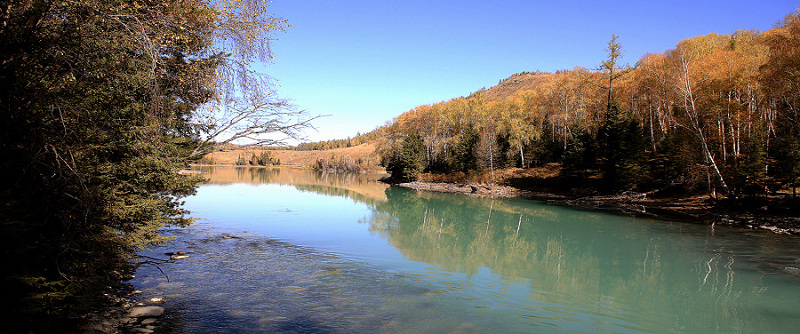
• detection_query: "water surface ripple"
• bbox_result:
[132,166,800,333]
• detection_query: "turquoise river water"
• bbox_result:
[132,166,800,333]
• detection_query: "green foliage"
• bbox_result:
[496,134,516,168]
[296,130,379,151]
[313,155,366,173]
[597,102,650,191]
[770,131,800,196]
[649,129,700,191]
[452,124,480,173]
[729,136,769,198]
[0,0,279,329]
[562,130,597,180]
[249,151,276,166]
[386,134,427,181]
[527,132,564,167]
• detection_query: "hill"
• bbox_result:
[375,18,800,205]
[481,71,556,101]
[199,143,384,172]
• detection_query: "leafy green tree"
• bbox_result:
[0,0,299,330]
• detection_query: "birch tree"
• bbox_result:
[669,36,731,196]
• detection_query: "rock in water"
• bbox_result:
[128,306,165,318]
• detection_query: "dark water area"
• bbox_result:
[132,166,800,333]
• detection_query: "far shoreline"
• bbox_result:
[190,164,800,235]
[388,179,800,236]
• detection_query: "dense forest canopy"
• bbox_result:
[378,10,800,197]
[0,0,303,330]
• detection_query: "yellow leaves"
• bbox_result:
[673,32,728,60]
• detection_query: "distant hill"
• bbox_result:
[199,143,384,172]
[482,71,556,101]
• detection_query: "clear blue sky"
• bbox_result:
[260,0,797,142]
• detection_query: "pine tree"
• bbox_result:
[453,123,480,173]
[0,0,293,329]
[387,134,427,181]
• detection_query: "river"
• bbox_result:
[132,166,800,333]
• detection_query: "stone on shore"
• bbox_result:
[128,306,164,318]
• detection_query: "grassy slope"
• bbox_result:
[201,143,384,171]
[200,72,552,169]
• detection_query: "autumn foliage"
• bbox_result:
[378,10,800,199]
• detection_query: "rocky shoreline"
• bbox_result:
[74,252,199,334]
[397,180,800,235]
[75,287,167,334]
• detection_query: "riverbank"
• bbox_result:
[194,163,800,235]
[394,179,800,235]
[78,165,800,332]
[71,271,177,333]
[117,166,800,333]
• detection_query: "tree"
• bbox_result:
[602,34,624,111]
[0,0,302,329]
[386,134,427,181]
[761,10,800,197]
[453,123,480,173]
[761,10,800,120]
[669,36,732,196]
[770,134,800,197]
[562,129,597,181]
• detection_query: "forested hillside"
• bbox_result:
[378,11,800,201]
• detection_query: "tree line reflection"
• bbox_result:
[363,189,798,333]
[199,166,800,333]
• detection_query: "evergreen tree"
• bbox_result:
[771,134,800,197]
[598,101,649,191]
[0,0,293,329]
[562,130,597,181]
[598,101,625,188]
[453,123,480,173]
[650,129,701,192]
[387,134,427,181]
[616,116,650,190]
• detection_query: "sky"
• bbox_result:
[258,0,798,143]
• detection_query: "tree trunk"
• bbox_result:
[678,54,730,195]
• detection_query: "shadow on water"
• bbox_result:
[134,224,499,333]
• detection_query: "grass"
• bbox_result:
[199,143,384,172]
